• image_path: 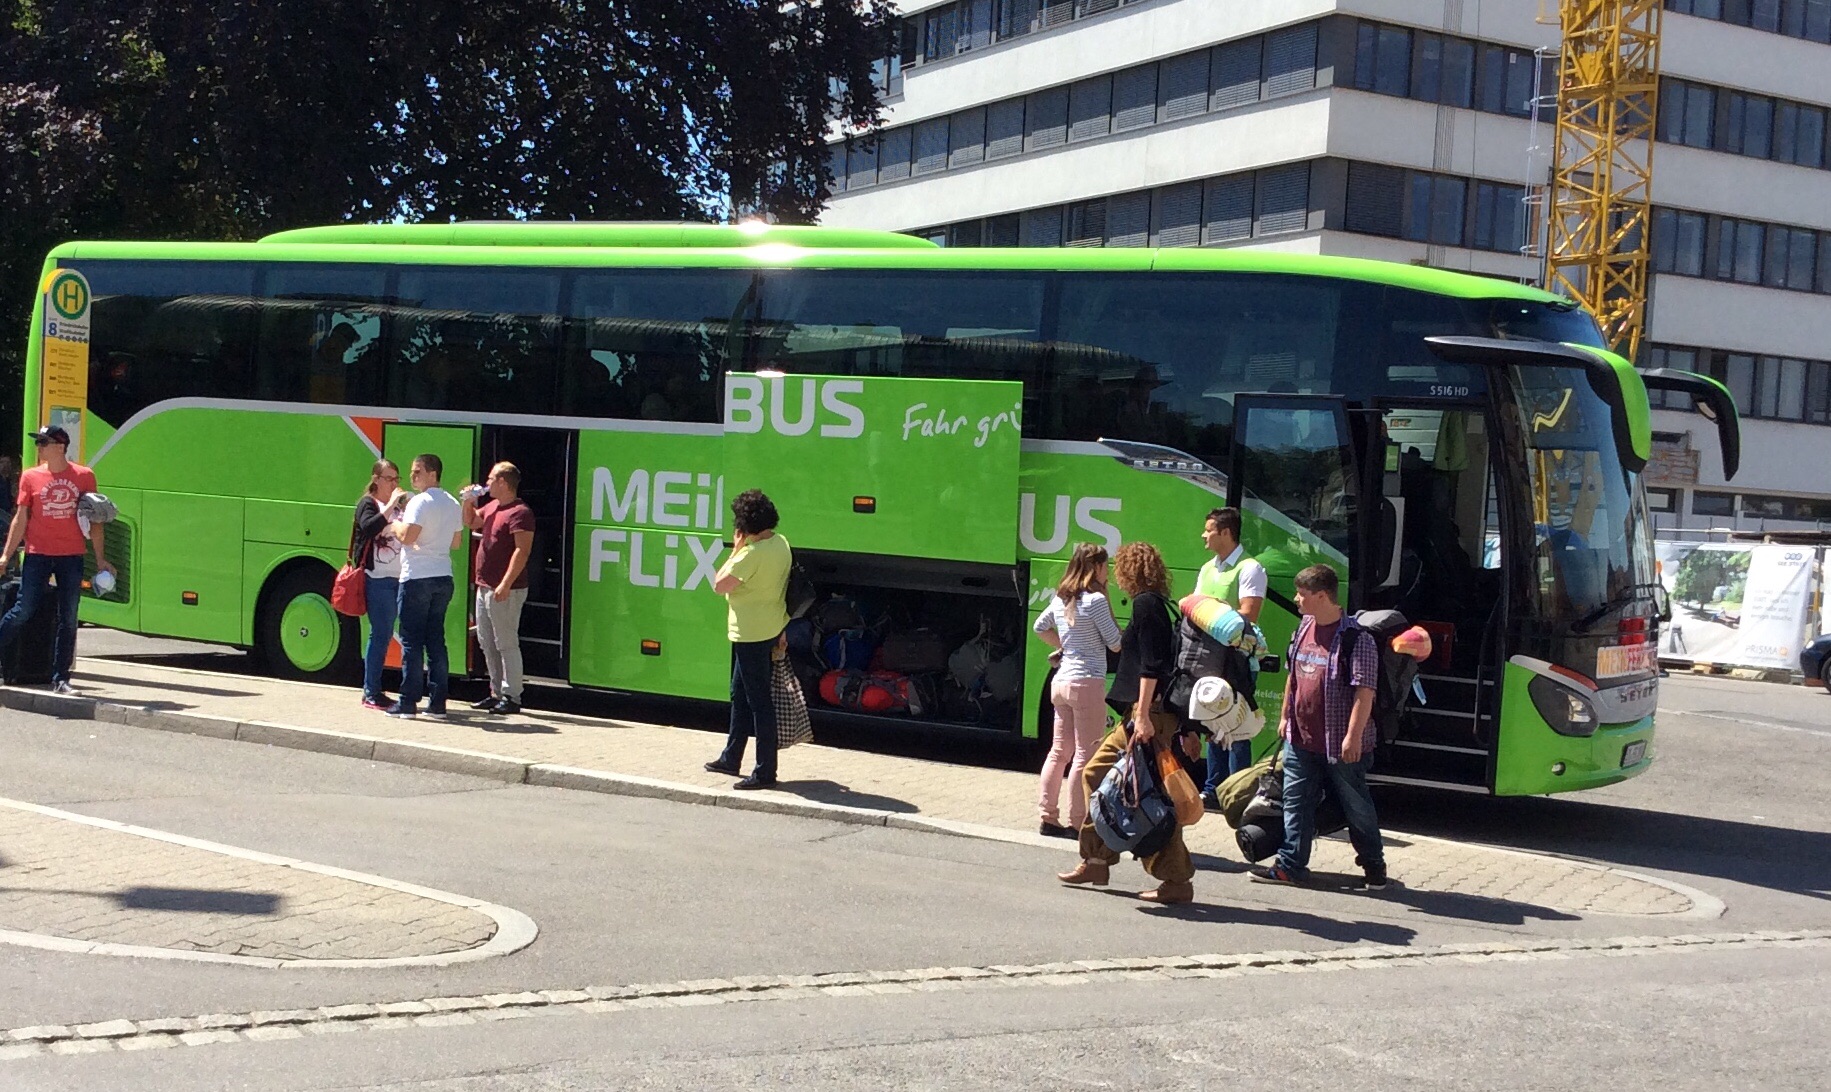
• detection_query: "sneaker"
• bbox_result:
[470,695,501,711]
[492,697,522,716]
[1038,821,1076,839]
[733,773,777,790]
[1362,864,1390,891]
[1201,791,1222,812]
[51,680,75,695]
[361,695,390,711]
[1249,863,1303,886]
[704,760,741,776]
[423,707,449,722]
[384,703,418,719]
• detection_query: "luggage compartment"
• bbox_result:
[786,550,1029,734]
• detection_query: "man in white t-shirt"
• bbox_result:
[385,453,464,720]
[1194,506,1269,802]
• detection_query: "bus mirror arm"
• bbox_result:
[1638,369,1741,481]
[1423,336,1647,476]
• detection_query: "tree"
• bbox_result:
[0,0,895,431]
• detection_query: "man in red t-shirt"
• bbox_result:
[0,425,114,692]
[460,461,535,715]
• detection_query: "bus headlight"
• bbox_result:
[1528,675,1598,737]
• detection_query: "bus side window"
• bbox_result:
[393,268,562,417]
[564,270,752,422]
[258,265,392,408]
[79,261,259,429]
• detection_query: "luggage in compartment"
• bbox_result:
[792,555,1025,733]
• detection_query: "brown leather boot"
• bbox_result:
[1138,880,1194,904]
[1056,859,1110,886]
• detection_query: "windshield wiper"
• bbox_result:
[1572,582,1668,634]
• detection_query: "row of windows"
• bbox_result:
[1343,164,1531,255]
[68,259,1589,475]
[893,0,1142,79]
[1349,20,1554,120]
[1651,207,1831,294]
[912,162,1314,249]
[910,159,1534,258]
[1657,77,1829,169]
[1644,343,1831,424]
[1690,489,1831,521]
[1667,0,1831,44]
[834,22,1320,191]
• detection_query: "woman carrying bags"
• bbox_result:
[1032,543,1123,838]
[351,458,409,711]
[1057,541,1197,905]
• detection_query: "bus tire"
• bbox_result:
[255,563,359,684]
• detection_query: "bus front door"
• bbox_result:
[1227,395,1358,712]
[1361,404,1502,791]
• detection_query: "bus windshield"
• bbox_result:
[1499,363,1656,637]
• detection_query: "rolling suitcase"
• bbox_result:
[0,574,60,686]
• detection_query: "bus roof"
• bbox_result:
[257,221,942,250]
[47,237,1570,305]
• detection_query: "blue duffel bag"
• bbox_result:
[1090,737,1178,857]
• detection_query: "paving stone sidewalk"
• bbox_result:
[0,801,501,961]
[14,659,1702,919]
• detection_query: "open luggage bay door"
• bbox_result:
[722,373,1025,564]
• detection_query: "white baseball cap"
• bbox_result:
[92,570,116,596]
[1188,676,1247,738]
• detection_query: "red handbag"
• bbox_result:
[332,563,366,616]
[333,520,369,617]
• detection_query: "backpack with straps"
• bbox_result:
[1336,609,1431,746]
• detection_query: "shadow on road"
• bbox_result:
[1377,787,1831,904]
[769,779,920,814]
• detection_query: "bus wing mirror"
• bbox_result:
[1423,336,1647,475]
[1640,369,1742,481]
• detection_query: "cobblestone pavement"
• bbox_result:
[3,928,1823,1062]
[0,798,509,963]
[14,659,1709,920]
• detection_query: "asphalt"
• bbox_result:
[0,640,1825,1090]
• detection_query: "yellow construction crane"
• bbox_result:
[1542,0,1662,359]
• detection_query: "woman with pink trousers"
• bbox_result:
[1031,542,1123,838]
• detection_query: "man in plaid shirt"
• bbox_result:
[1251,564,1388,890]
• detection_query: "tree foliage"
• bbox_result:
[0,0,893,428]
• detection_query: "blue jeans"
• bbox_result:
[362,574,400,702]
[715,636,779,780]
[396,576,453,713]
[1275,742,1384,877]
[1204,737,1257,795]
[0,553,84,684]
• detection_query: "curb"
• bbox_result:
[0,685,1720,918]
[0,686,1057,850]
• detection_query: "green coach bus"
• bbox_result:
[22,221,1740,796]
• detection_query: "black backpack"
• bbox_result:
[1337,609,1423,746]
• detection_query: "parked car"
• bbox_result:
[1801,634,1831,695]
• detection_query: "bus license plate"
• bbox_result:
[1621,741,1647,768]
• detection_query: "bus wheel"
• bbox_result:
[256,565,358,683]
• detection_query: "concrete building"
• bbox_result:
[821,0,1831,535]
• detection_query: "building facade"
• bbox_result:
[821,0,1831,535]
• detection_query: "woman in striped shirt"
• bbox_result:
[1032,542,1123,838]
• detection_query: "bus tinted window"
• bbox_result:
[753,270,1046,385]
[1048,273,1346,468]
[258,264,391,407]
[566,270,752,423]
[392,268,561,416]
[73,261,259,428]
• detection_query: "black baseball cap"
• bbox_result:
[29,425,70,447]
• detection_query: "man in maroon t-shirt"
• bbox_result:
[1251,563,1387,890]
[460,461,535,714]
[0,425,114,692]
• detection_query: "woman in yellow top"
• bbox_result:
[705,489,792,789]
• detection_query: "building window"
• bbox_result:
[1646,488,1676,512]
[1692,492,1734,517]
[1065,199,1107,247]
[1344,162,1406,237]
[1473,181,1525,253]
[1254,163,1311,236]
[1204,174,1255,243]
[1404,172,1466,246]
